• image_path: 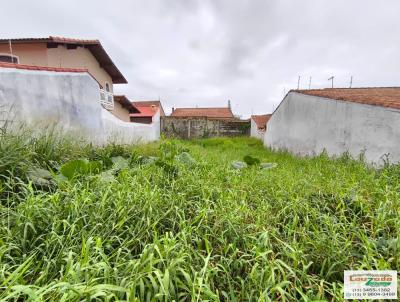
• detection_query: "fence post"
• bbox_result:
[188,119,191,139]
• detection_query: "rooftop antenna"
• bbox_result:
[228,99,231,108]
[308,76,312,90]
[8,39,13,58]
[297,76,301,90]
[328,76,334,88]
[349,76,353,88]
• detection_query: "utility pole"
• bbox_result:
[349,76,353,88]
[328,76,334,88]
[308,76,312,90]
[297,76,301,90]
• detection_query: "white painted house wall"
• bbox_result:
[0,67,159,144]
[250,118,265,141]
[265,92,400,165]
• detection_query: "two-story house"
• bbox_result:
[0,36,127,119]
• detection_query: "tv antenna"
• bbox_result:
[328,76,334,88]
[308,77,312,90]
[349,76,353,88]
[297,76,301,89]
[8,39,13,57]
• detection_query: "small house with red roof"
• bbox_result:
[130,100,165,124]
[265,87,400,164]
[250,114,271,141]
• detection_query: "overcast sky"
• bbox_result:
[1,0,399,117]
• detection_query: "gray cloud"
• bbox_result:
[1,0,399,117]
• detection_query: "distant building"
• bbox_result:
[113,95,140,122]
[170,107,234,119]
[265,87,400,164]
[250,114,271,141]
[0,36,128,121]
[130,100,165,124]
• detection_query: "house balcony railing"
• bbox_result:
[100,89,114,110]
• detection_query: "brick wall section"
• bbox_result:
[161,116,250,139]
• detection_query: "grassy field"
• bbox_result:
[0,130,398,301]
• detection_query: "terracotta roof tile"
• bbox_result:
[251,114,271,129]
[294,87,400,110]
[171,107,234,119]
[129,105,159,117]
[131,100,165,116]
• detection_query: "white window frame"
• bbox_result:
[100,82,114,110]
[0,53,19,64]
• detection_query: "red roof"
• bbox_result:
[132,100,165,116]
[129,105,159,118]
[251,114,271,130]
[0,36,127,84]
[170,107,234,119]
[294,87,400,110]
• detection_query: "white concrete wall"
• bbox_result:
[0,67,159,144]
[265,92,400,165]
[250,118,265,141]
[101,109,160,144]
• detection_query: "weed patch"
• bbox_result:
[0,131,398,301]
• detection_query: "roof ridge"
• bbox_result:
[49,36,100,44]
[294,86,400,92]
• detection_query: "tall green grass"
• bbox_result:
[0,130,398,301]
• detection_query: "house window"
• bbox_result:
[0,54,19,63]
[100,82,114,110]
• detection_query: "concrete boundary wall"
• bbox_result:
[161,116,250,139]
[0,67,159,144]
[101,109,160,144]
[265,92,400,165]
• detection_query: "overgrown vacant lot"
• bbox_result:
[0,131,398,301]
